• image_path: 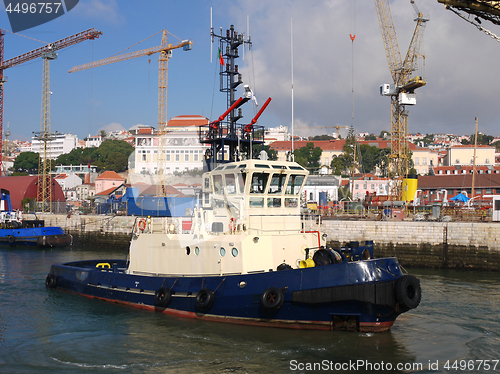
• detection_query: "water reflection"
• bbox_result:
[1,247,499,373]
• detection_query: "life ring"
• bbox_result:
[395,275,421,310]
[229,218,235,232]
[154,287,171,307]
[7,235,15,244]
[45,274,57,289]
[260,287,284,310]
[195,288,215,311]
[138,219,147,231]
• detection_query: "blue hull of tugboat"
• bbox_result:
[0,227,72,247]
[46,256,419,332]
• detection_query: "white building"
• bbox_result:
[85,135,103,148]
[54,173,83,191]
[32,133,79,159]
[264,125,289,145]
[133,115,209,175]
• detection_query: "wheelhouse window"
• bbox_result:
[285,174,304,195]
[224,174,237,194]
[250,173,269,194]
[213,175,223,194]
[238,172,246,194]
[268,173,286,194]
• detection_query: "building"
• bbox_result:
[95,171,126,195]
[443,145,496,167]
[348,174,391,200]
[85,135,103,148]
[0,175,65,210]
[75,182,95,201]
[132,115,209,175]
[303,175,340,204]
[54,173,82,191]
[264,125,289,145]
[53,165,98,182]
[269,139,434,175]
[31,133,79,160]
[417,174,500,203]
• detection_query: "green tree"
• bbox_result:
[309,134,334,141]
[379,130,390,139]
[252,144,278,161]
[364,134,377,141]
[55,139,134,172]
[13,152,39,174]
[293,142,322,171]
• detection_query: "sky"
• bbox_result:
[1,0,500,143]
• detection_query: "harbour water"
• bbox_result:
[1,245,499,373]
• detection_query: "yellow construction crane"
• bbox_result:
[69,31,192,197]
[438,1,500,42]
[374,0,428,200]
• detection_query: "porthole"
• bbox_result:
[231,247,238,257]
[220,247,226,257]
[186,246,191,255]
[195,247,200,256]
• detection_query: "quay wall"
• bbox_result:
[39,214,500,270]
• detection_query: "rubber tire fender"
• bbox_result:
[260,287,284,310]
[45,274,57,289]
[154,287,171,307]
[8,235,15,244]
[195,288,215,311]
[395,275,421,310]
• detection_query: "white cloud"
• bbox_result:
[99,122,126,134]
[74,0,124,24]
[222,0,500,137]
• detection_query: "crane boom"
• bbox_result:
[0,28,102,177]
[68,39,192,73]
[1,28,102,70]
[374,0,402,83]
[68,30,192,197]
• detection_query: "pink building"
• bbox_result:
[95,171,125,195]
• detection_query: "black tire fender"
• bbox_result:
[45,274,57,289]
[260,287,284,310]
[154,287,171,307]
[395,275,421,310]
[195,288,215,311]
[8,235,15,244]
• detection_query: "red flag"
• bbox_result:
[218,47,225,66]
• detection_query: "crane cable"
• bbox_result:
[350,0,356,122]
[447,6,500,43]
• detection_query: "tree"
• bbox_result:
[293,142,322,171]
[13,152,39,174]
[379,130,390,139]
[252,144,278,161]
[364,134,377,141]
[309,134,334,141]
[55,139,134,172]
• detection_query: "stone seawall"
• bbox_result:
[318,219,500,271]
[38,214,500,271]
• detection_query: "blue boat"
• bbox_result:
[45,25,420,332]
[1,189,72,247]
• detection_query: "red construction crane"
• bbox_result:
[0,28,102,177]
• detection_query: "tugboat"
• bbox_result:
[0,189,72,247]
[45,25,420,331]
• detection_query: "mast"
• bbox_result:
[201,25,265,171]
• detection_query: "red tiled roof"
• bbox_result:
[136,128,154,135]
[96,171,125,181]
[418,174,500,189]
[167,115,209,127]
